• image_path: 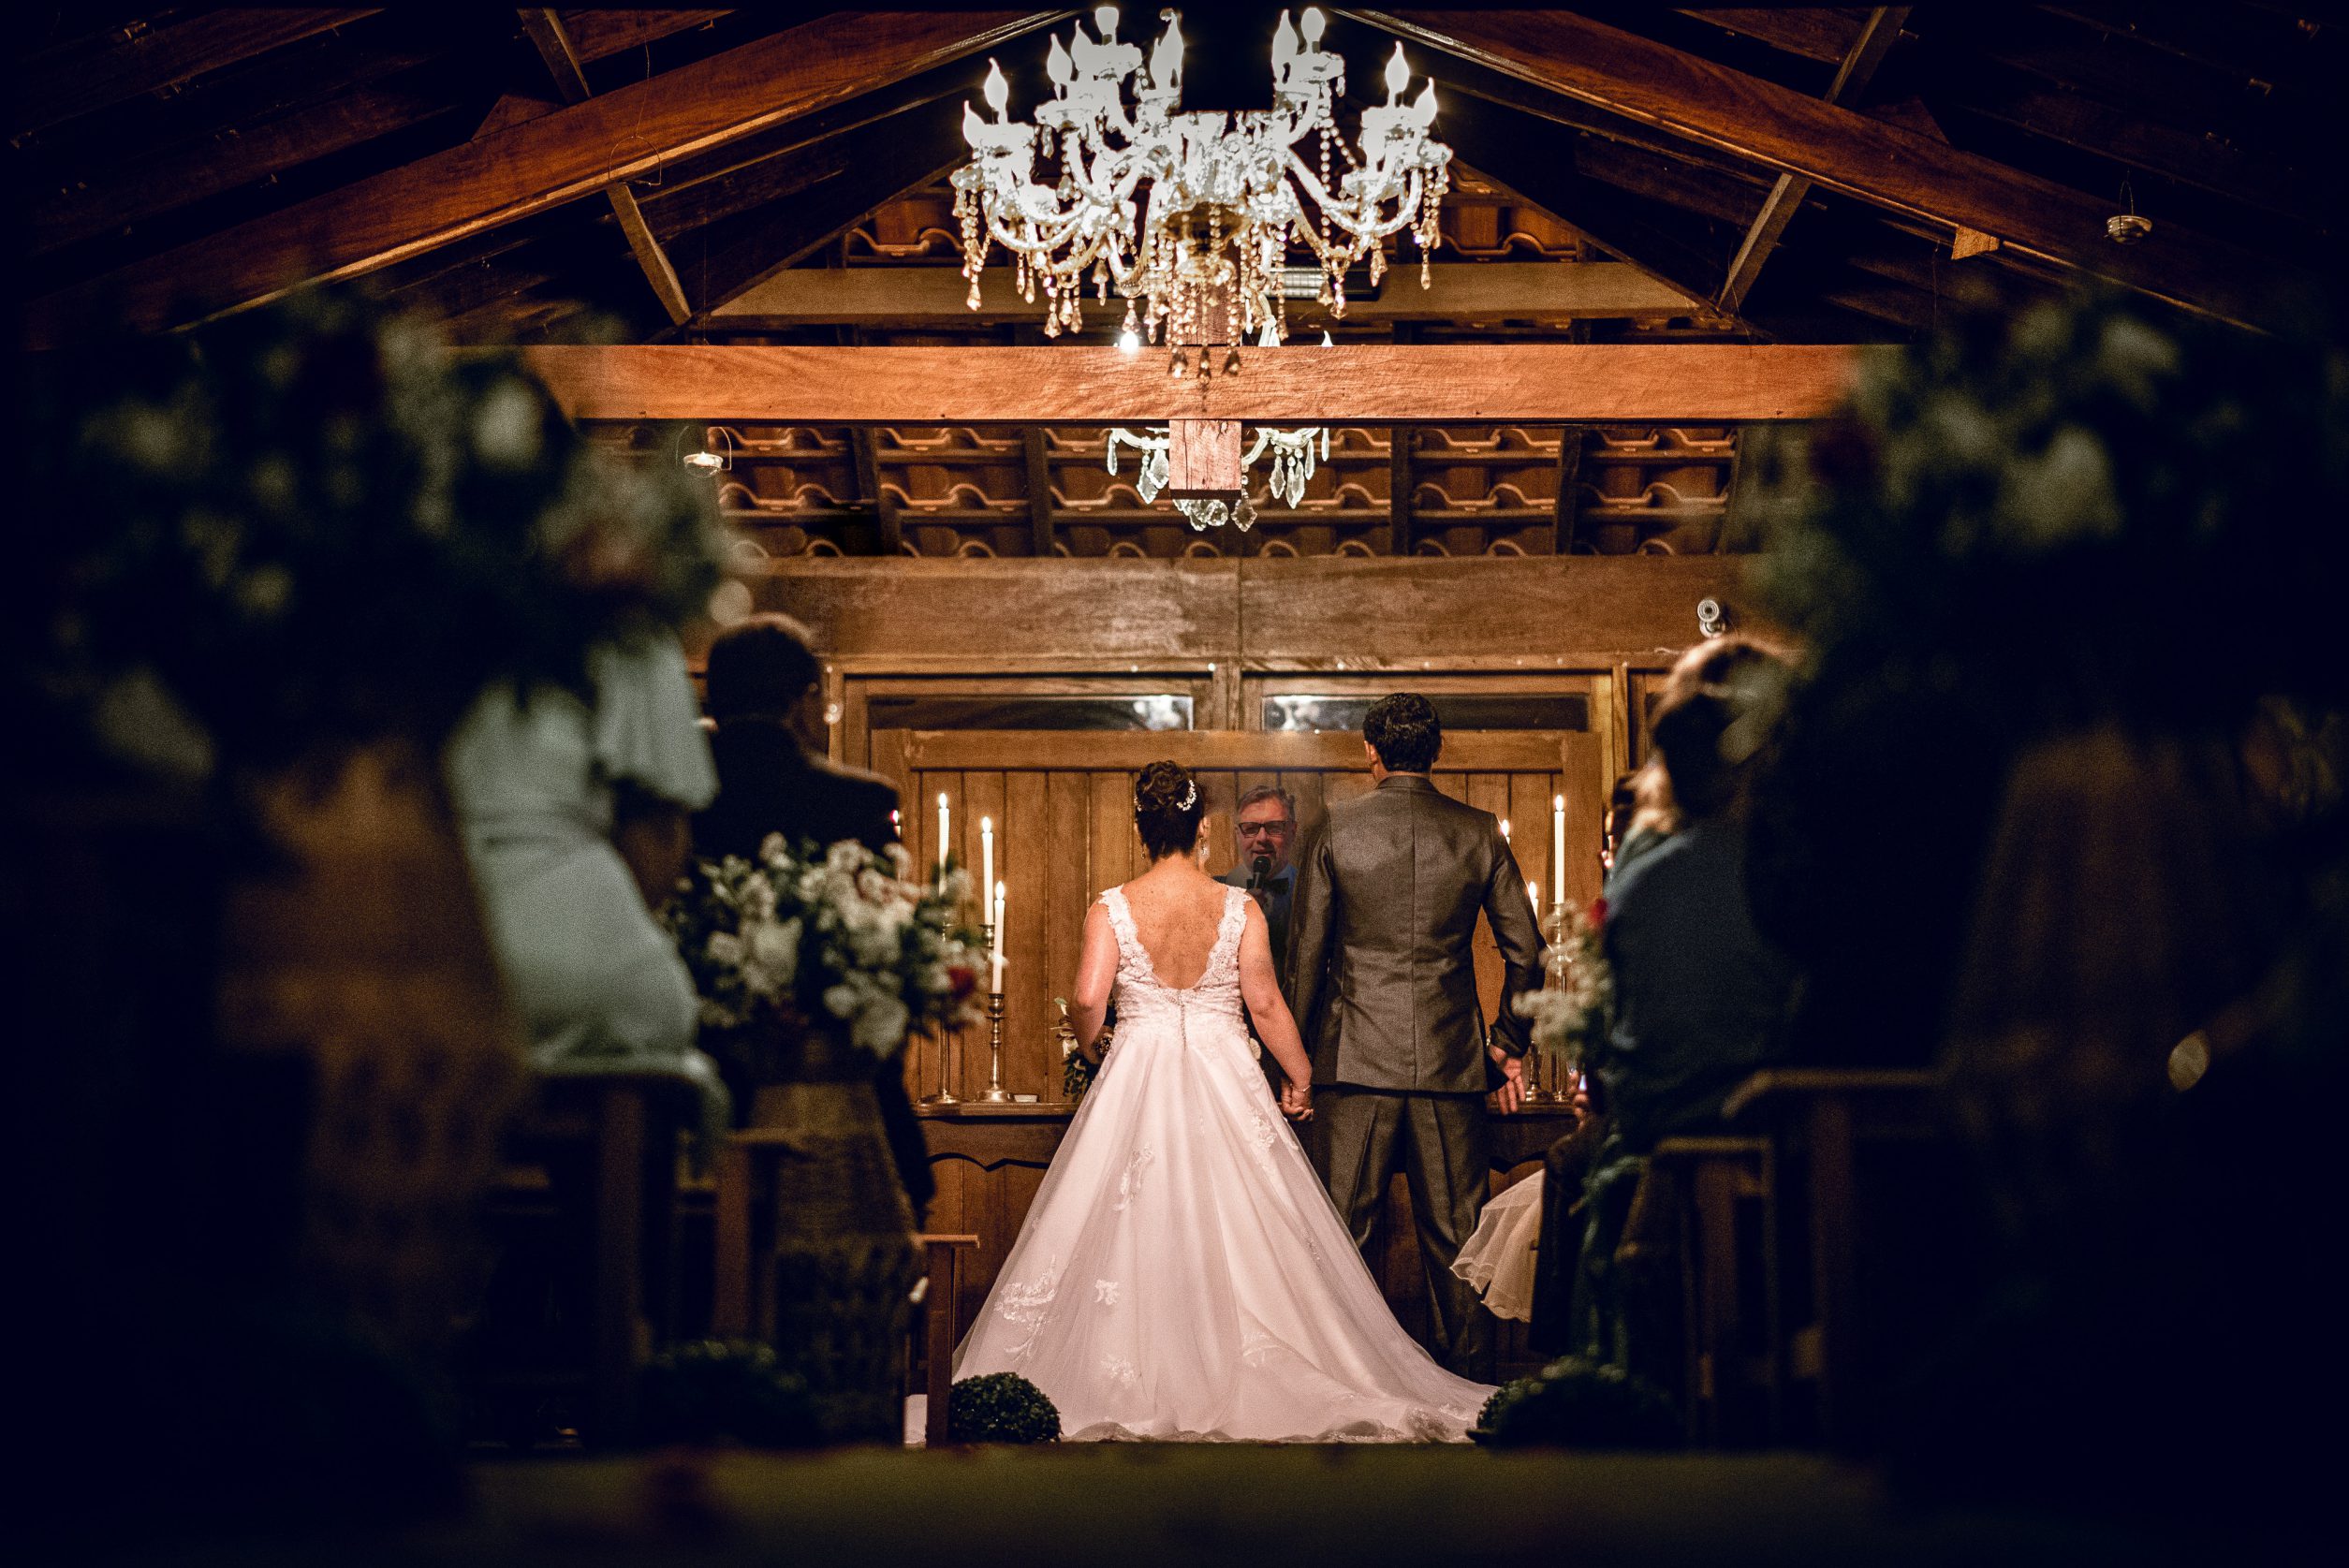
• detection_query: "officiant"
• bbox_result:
[1221,784,1299,1092]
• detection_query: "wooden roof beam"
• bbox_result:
[11,9,381,142]
[704,261,1702,330]
[1718,7,1908,314]
[1356,7,2308,330]
[518,8,690,326]
[24,10,1060,348]
[518,343,1857,424]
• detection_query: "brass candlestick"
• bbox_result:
[978,990,1012,1103]
[925,1024,962,1106]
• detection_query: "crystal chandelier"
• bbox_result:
[954,6,1449,351]
[1106,422,1329,531]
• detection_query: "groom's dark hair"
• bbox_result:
[1364,693,1441,773]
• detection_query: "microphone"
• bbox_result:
[1248,854,1272,892]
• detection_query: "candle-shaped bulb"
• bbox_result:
[1094,4,1118,39]
[1048,35,1073,86]
[1384,42,1410,102]
[1412,79,1439,125]
[1272,10,1297,66]
[983,58,1009,117]
[1151,13,1182,91]
[1321,329,1334,347]
[1301,7,1327,44]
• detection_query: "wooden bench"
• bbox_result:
[488,1070,694,1444]
[1721,1068,1942,1446]
[1633,1135,1774,1445]
[711,1131,973,1444]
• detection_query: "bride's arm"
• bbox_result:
[1069,901,1118,1059]
[1238,901,1314,1089]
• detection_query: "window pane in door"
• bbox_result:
[1263,693,1589,733]
[869,695,1194,731]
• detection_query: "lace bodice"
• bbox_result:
[1099,884,1249,1029]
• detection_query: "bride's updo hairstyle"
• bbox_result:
[1134,760,1206,860]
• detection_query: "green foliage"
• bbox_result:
[638,1340,819,1448]
[946,1371,1062,1443]
[21,288,733,779]
[1472,1356,1679,1449]
[1747,287,2349,736]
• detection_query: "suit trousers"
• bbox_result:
[1312,1086,1492,1375]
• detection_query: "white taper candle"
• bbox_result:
[980,816,995,904]
[936,792,950,874]
[1551,794,1566,908]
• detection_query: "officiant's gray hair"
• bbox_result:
[1236,784,1296,822]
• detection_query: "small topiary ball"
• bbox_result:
[638,1339,818,1448]
[947,1372,1062,1443]
[1471,1356,1679,1449]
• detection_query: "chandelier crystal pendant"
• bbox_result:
[1105,422,1330,531]
[953,6,1450,350]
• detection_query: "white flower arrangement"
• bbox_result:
[665,834,986,1061]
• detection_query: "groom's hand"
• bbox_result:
[1280,1079,1314,1121]
[1487,1044,1525,1115]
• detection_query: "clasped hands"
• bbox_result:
[1279,1078,1314,1121]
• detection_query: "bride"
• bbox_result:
[952,762,1493,1441]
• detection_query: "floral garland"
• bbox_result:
[665,836,986,1060]
[1513,898,1611,1074]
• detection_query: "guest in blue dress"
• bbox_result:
[445,632,727,1134]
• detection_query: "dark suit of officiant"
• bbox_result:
[692,716,933,1220]
[1288,773,1547,1371]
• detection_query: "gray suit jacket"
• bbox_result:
[1288,774,1549,1094]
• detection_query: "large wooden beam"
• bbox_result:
[11,9,380,140]
[1359,8,2303,329]
[519,9,692,326]
[23,11,1057,348]
[521,344,1857,423]
[1718,7,1907,313]
[705,260,1700,330]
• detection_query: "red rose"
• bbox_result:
[1588,898,1608,930]
[947,964,978,1001]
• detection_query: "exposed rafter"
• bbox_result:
[23,10,1061,348]
[1718,7,1909,314]
[1355,7,2308,330]
[517,9,691,325]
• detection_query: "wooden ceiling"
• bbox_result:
[14,6,2340,347]
[13,6,2341,561]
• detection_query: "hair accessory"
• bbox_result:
[1179,780,1197,810]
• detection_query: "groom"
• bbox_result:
[1287,693,1548,1373]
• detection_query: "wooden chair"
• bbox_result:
[1721,1068,1940,1447]
[1638,1136,1774,1445]
[487,1070,692,1444]
[711,1133,973,1444]
[914,1234,979,1445]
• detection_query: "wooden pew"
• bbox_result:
[1721,1068,1941,1446]
[491,1070,692,1444]
[1629,1135,1774,1445]
[915,1234,979,1445]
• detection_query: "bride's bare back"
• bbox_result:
[1113,858,1233,989]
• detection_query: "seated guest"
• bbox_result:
[693,613,932,1223]
[1614,635,1779,886]
[1596,654,1796,1151]
[446,632,727,1130]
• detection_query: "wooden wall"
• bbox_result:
[740,552,1755,673]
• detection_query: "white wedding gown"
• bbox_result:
[952,885,1493,1442]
